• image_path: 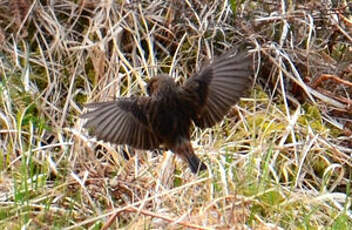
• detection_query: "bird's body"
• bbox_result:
[82,50,252,173]
[147,76,192,147]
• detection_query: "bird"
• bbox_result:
[81,50,252,173]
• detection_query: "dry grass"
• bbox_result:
[0,0,351,229]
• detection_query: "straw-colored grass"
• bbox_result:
[0,0,351,229]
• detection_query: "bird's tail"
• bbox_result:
[173,141,207,173]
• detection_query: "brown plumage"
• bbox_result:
[81,50,252,173]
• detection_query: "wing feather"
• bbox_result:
[81,97,161,150]
[182,50,252,128]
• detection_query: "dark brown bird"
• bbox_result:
[81,50,252,173]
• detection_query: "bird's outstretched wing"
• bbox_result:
[81,97,161,150]
[182,50,252,128]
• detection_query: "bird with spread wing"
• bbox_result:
[81,50,252,173]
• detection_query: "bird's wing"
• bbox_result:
[182,51,252,128]
[81,97,161,150]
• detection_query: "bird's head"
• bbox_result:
[146,74,177,96]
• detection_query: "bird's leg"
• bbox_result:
[172,141,207,174]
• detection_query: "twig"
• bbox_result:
[102,206,210,230]
[311,74,352,88]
